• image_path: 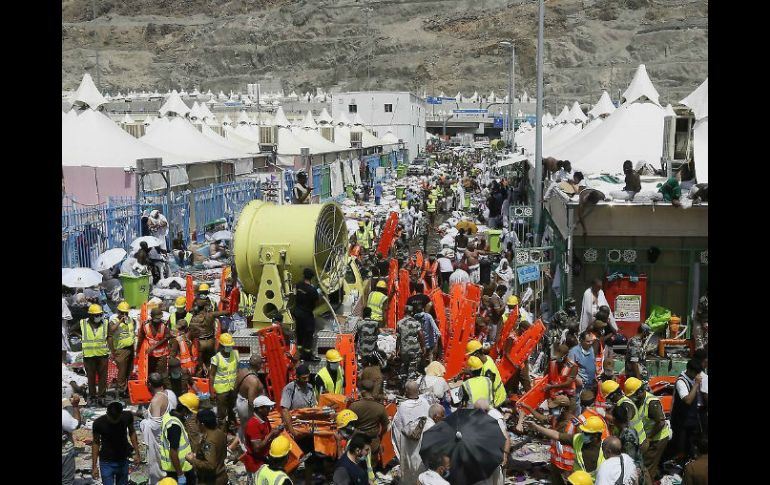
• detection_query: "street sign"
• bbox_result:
[493,116,504,128]
[453,109,488,114]
[516,264,541,284]
[426,96,442,105]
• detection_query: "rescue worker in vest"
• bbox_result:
[108,301,136,399]
[197,283,214,310]
[161,400,197,484]
[590,318,614,379]
[612,377,647,456]
[501,318,533,396]
[255,435,293,485]
[78,304,110,406]
[314,349,345,399]
[137,307,172,378]
[611,401,649,484]
[366,280,389,325]
[334,409,376,484]
[465,340,506,407]
[179,392,203,454]
[190,302,229,374]
[574,390,611,437]
[171,297,193,330]
[517,395,576,485]
[170,315,199,377]
[426,195,437,226]
[502,295,519,323]
[356,221,371,251]
[544,344,579,412]
[364,213,375,241]
[209,333,239,432]
[627,376,671,481]
[460,356,494,408]
[333,432,373,485]
[186,408,228,485]
[527,415,607,482]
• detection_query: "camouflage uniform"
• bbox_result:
[625,335,649,381]
[355,318,380,360]
[397,316,422,378]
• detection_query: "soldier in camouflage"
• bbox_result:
[355,307,381,362]
[625,323,652,381]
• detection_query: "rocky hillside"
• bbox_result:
[62,0,708,109]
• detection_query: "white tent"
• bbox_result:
[550,64,665,175]
[141,116,248,162]
[221,113,233,126]
[543,112,556,127]
[680,78,708,183]
[352,112,366,126]
[223,125,261,152]
[488,91,496,103]
[588,91,616,119]
[159,91,191,117]
[543,123,582,156]
[381,130,400,145]
[455,92,462,102]
[237,110,251,125]
[301,110,318,130]
[545,117,604,156]
[62,109,183,167]
[189,102,202,121]
[71,73,108,110]
[201,123,253,154]
[272,106,292,128]
[287,91,299,100]
[568,101,588,124]
[334,111,351,127]
[351,125,386,148]
[334,124,352,148]
[554,106,570,124]
[317,108,334,125]
[292,126,347,153]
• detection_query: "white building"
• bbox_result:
[332,91,426,160]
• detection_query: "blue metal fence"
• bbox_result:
[62,204,110,269]
[192,180,261,243]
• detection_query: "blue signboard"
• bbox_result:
[525,116,537,125]
[426,96,442,105]
[516,264,541,284]
[453,109,488,114]
[493,116,504,128]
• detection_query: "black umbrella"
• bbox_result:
[419,408,506,484]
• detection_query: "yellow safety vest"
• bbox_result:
[400,200,408,209]
[170,312,192,328]
[160,414,193,472]
[462,376,493,406]
[481,358,506,407]
[315,366,345,398]
[111,316,136,350]
[357,229,370,249]
[367,291,387,321]
[427,199,436,213]
[80,319,109,358]
[572,433,605,479]
[641,392,672,441]
[255,464,291,485]
[240,292,256,316]
[211,350,239,393]
[617,396,647,444]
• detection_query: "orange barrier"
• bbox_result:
[313,430,339,457]
[128,340,151,405]
[258,326,292,402]
[388,259,399,296]
[140,302,148,325]
[444,294,478,380]
[449,283,464,327]
[228,287,240,314]
[490,306,519,360]
[185,275,194,311]
[387,289,398,330]
[398,269,410,321]
[376,212,399,259]
[429,288,449,350]
[335,333,358,399]
[380,402,398,466]
[515,376,549,414]
[497,319,545,384]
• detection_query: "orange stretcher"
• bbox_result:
[259,326,293,402]
[490,306,519,360]
[444,293,478,380]
[398,268,410,320]
[335,333,358,399]
[380,402,398,466]
[515,376,549,414]
[497,319,545,384]
[429,288,449,350]
[376,212,399,259]
[185,275,194,311]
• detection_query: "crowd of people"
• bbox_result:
[62,147,708,485]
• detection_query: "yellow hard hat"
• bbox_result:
[88,304,103,315]
[567,470,594,485]
[198,283,210,292]
[336,409,358,428]
[117,301,130,313]
[465,340,483,355]
[157,479,178,485]
[600,380,620,397]
[219,333,234,346]
[175,296,187,307]
[467,356,483,370]
[579,415,605,434]
[623,377,644,396]
[506,295,519,306]
[358,221,365,227]
[326,349,343,363]
[179,393,200,413]
[269,435,292,458]
[365,212,373,218]
[376,280,388,289]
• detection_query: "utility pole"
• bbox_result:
[511,43,515,148]
[534,0,544,244]
[92,0,100,89]
[365,3,372,86]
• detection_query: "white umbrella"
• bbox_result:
[62,268,104,288]
[93,248,127,271]
[131,236,162,249]
[211,230,233,241]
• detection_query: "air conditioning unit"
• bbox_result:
[260,126,277,145]
[136,158,162,172]
[320,126,334,142]
[350,131,363,148]
[661,108,694,174]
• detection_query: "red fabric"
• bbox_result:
[242,416,272,472]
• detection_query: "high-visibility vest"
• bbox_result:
[176,336,198,372]
[462,376,493,406]
[357,229,370,249]
[80,319,109,357]
[640,392,672,441]
[315,366,345,398]
[254,464,291,485]
[160,413,193,472]
[365,221,375,239]
[617,396,647,444]
[240,292,256,317]
[111,316,136,350]
[577,408,610,440]
[211,350,239,393]
[427,199,436,213]
[143,322,170,358]
[572,433,605,478]
[367,291,387,321]
[548,359,576,397]
[170,312,192,328]
[550,420,576,470]
[481,358,506,407]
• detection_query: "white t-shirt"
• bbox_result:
[418,470,450,485]
[700,373,708,394]
[487,408,507,436]
[62,409,79,433]
[595,454,638,485]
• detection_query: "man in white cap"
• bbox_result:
[243,395,284,481]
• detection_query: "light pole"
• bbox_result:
[499,41,515,148]
[534,0,544,244]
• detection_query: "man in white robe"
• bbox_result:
[580,278,617,332]
[392,381,432,484]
